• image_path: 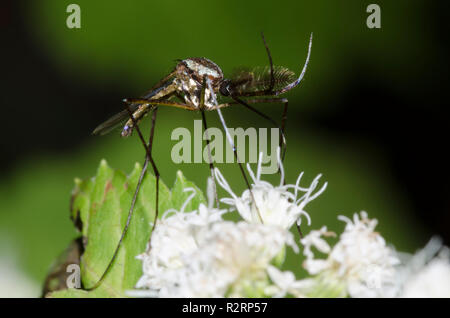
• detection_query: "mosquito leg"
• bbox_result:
[234,98,296,234]
[119,99,197,137]
[201,110,220,208]
[115,105,161,254]
[143,108,160,251]
[276,32,312,95]
[230,95,287,168]
[113,105,161,255]
[201,78,262,222]
[260,32,275,92]
[209,97,289,163]
[212,97,296,234]
[123,98,197,111]
[195,76,220,208]
[235,98,293,226]
[122,103,153,137]
[296,223,304,239]
[216,108,264,223]
[85,155,149,291]
[280,101,288,162]
[85,106,159,291]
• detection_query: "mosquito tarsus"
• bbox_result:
[87,32,313,290]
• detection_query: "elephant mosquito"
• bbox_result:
[88,32,313,290]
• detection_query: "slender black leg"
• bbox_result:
[230,95,287,167]
[142,108,160,252]
[215,107,264,223]
[229,98,295,234]
[296,223,304,239]
[201,110,220,208]
[85,105,159,290]
[260,32,275,93]
[115,105,160,255]
[209,97,290,163]
[198,76,221,208]
[85,154,149,291]
[201,76,264,223]
[124,105,160,241]
[280,101,288,162]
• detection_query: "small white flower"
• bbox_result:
[132,188,298,298]
[134,188,228,295]
[266,265,316,298]
[401,256,450,298]
[191,221,297,298]
[301,211,400,298]
[398,238,450,298]
[215,147,327,230]
[300,226,335,275]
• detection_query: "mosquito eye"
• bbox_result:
[219,80,231,96]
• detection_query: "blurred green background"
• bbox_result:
[1,0,449,297]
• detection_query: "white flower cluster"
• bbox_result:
[401,252,450,297]
[130,147,450,298]
[300,212,400,297]
[130,148,326,298]
[131,188,299,297]
[397,237,450,298]
[300,213,450,298]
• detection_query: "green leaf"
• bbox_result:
[47,160,206,297]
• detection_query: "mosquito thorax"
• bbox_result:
[175,57,224,109]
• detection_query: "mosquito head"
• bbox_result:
[219,79,232,96]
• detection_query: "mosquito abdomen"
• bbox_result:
[230,66,296,94]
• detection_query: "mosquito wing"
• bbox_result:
[92,104,140,136]
[141,70,177,99]
[229,66,296,94]
[93,70,177,136]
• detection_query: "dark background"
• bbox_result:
[0,0,449,295]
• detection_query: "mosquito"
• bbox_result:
[88,32,313,290]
